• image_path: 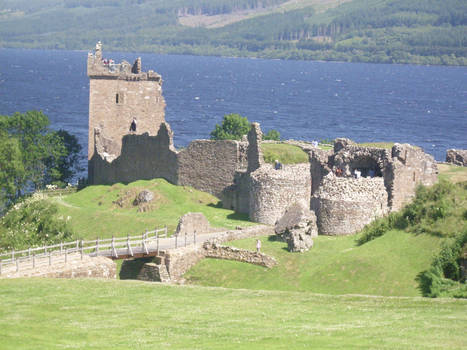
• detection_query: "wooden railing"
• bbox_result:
[0,227,199,275]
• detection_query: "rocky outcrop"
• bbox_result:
[175,212,211,236]
[275,202,317,252]
[134,190,154,205]
[446,149,467,167]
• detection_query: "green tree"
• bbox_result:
[0,111,82,202]
[210,113,251,140]
[263,129,280,141]
[0,132,25,206]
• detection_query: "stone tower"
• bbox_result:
[87,42,166,168]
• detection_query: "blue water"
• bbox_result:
[1,48,466,179]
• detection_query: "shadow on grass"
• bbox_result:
[226,212,251,221]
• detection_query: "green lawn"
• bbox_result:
[49,179,252,240]
[357,142,395,149]
[261,143,309,164]
[185,230,441,297]
[438,164,467,183]
[0,278,465,350]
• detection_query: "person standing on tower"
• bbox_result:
[130,118,137,132]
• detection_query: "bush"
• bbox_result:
[263,129,280,141]
[210,113,251,141]
[0,198,75,251]
[417,230,467,298]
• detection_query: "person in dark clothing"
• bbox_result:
[129,118,137,132]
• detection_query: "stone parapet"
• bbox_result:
[203,242,277,268]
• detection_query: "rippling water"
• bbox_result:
[0,48,466,178]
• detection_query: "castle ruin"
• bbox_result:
[87,44,438,236]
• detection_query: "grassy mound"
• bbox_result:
[0,278,465,350]
[185,230,440,297]
[48,179,252,240]
[261,143,309,164]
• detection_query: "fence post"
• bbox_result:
[175,233,178,248]
[0,259,2,275]
[28,248,31,258]
[127,234,133,257]
[33,254,35,269]
[11,250,15,262]
[65,248,68,264]
[76,240,79,250]
[60,242,63,254]
[16,258,19,272]
[96,237,99,256]
[80,240,84,260]
[156,232,159,255]
[48,252,52,266]
[112,235,117,258]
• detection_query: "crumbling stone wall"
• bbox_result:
[203,242,277,268]
[87,42,165,162]
[178,140,248,197]
[312,173,388,235]
[386,144,438,211]
[446,149,467,167]
[249,164,311,225]
[2,254,116,279]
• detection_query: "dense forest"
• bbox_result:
[0,0,466,65]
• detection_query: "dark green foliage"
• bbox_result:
[0,199,75,251]
[417,230,467,298]
[0,0,466,65]
[357,180,465,245]
[0,111,82,205]
[210,113,251,140]
[263,129,280,141]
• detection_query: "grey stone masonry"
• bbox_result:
[446,149,467,167]
[203,241,277,268]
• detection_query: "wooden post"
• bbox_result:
[16,258,19,272]
[76,240,79,250]
[112,236,117,258]
[156,233,159,255]
[96,237,99,256]
[0,259,2,275]
[11,250,15,262]
[32,254,35,269]
[127,234,133,257]
[175,233,178,248]
[65,249,68,264]
[80,240,84,260]
[60,242,63,254]
[142,233,144,249]
[28,248,31,258]
[48,252,52,266]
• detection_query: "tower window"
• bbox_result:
[116,92,124,104]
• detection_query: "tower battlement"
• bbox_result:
[87,42,161,82]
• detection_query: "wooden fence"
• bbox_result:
[0,227,199,275]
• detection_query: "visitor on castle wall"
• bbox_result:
[354,169,361,179]
[335,167,343,177]
[130,118,137,132]
[274,159,283,170]
[256,239,261,253]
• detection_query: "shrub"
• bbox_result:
[0,199,75,252]
[263,129,280,141]
[210,113,251,141]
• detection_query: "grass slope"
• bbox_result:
[49,178,252,240]
[261,143,309,164]
[185,230,440,296]
[0,278,466,350]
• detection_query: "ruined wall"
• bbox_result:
[312,174,388,235]
[88,43,165,162]
[446,149,467,167]
[387,144,438,211]
[221,171,250,213]
[177,140,247,197]
[309,148,332,196]
[89,123,178,185]
[249,164,311,225]
[203,242,277,268]
[2,255,116,279]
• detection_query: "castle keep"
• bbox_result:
[87,42,165,182]
[87,44,438,236]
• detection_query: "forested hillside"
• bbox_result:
[0,0,466,65]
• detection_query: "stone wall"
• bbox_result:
[387,144,438,211]
[203,242,277,268]
[87,43,165,161]
[175,212,211,236]
[312,174,388,235]
[249,164,311,225]
[446,149,467,167]
[177,139,247,197]
[1,254,116,279]
[89,123,178,184]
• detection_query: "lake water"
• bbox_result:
[0,48,466,179]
